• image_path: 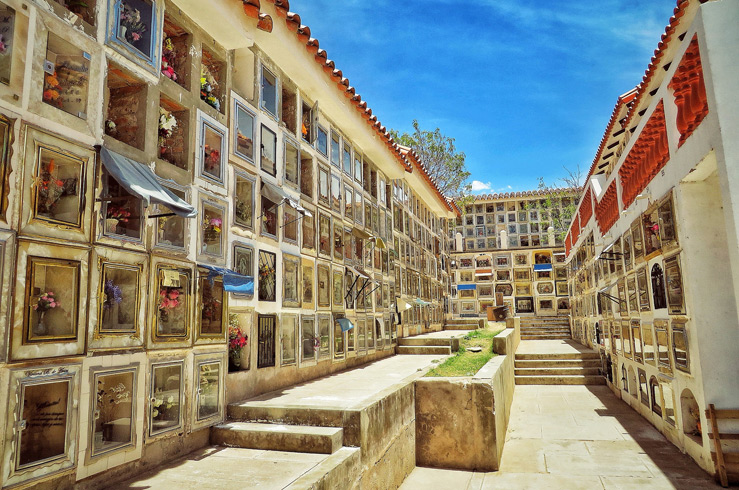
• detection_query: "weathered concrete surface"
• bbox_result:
[109,446,358,490]
[228,354,443,489]
[415,377,497,471]
[226,348,395,404]
[211,422,343,454]
[482,328,517,463]
[414,326,518,472]
[76,427,210,489]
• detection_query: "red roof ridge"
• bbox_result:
[251,0,414,181]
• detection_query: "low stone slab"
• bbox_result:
[211,422,344,454]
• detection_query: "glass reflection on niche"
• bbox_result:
[197,362,220,420]
[18,380,70,468]
[92,370,134,456]
[26,258,79,342]
[150,363,182,436]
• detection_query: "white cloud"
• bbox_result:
[470,180,492,193]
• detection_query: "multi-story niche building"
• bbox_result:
[450,190,576,317]
[0,0,457,487]
[564,0,739,478]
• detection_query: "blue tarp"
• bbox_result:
[337,318,354,332]
[457,284,477,290]
[198,264,254,295]
[534,264,553,271]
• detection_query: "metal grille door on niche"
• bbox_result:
[258,314,276,368]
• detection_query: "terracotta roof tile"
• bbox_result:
[243,0,260,19]
[257,13,273,32]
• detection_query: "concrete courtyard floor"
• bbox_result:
[401,384,720,490]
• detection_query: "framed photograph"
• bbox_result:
[555,281,568,297]
[537,282,554,295]
[515,297,534,314]
[495,283,513,297]
[664,255,685,314]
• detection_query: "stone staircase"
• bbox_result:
[514,351,604,385]
[212,406,361,488]
[444,317,485,330]
[396,335,457,355]
[519,316,572,340]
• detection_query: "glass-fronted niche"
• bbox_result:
[150,262,192,348]
[89,366,136,458]
[0,113,12,224]
[3,364,81,488]
[192,355,224,430]
[89,249,147,350]
[21,127,96,242]
[148,360,184,437]
[105,0,163,74]
[196,268,226,343]
[11,241,89,360]
[42,33,90,119]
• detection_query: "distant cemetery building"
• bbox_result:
[451,190,577,317]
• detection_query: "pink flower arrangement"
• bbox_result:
[204,144,220,172]
[33,291,60,312]
[161,37,178,81]
[158,288,180,310]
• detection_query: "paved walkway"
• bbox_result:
[112,446,336,489]
[240,353,445,410]
[401,384,719,490]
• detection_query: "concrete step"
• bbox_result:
[396,345,451,355]
[520,327,571,331]
[515,375,605,385]
[514,367,600,376]
[521,333,572,340]
[515,359,601,368]
[398,337,453,347]
[284,447,361,490]
[212,422,344,454]
[444,325,479,330]
[228,404,345,429]
[515,352,600,361]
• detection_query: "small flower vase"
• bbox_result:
[33,311,47,337]
[119,24,127,40]
[106,218,119,234]
[228,351,241,372]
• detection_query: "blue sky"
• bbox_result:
[290,0,677,193]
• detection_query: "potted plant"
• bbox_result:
[119,3,146,46]
[200,66,220,111]
[158,287,180,323]
[95,380,131,443]
[202,217,222,245]
[158,108,178,157]
[32,291,60,336]
[228,316,248,372]
[102,279,123,325]
[161,36,178,81]
[106,204,131,234]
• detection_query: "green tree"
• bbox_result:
[528,165,584,241]
[390,120,471,200]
